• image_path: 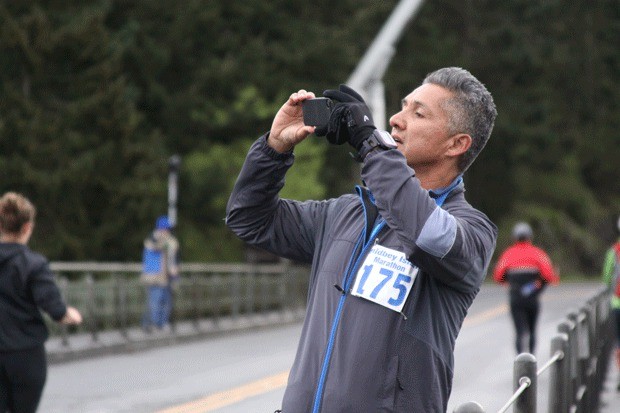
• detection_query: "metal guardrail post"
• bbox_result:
[567,311,584,386]
[245,270,255,314]
[170,286,177,334]
[588,290,604,413]
[260,272,268,313]
[583,305,596,412]
[567,310,588,411]
[513,353,537,413]
[578,308,590,412]
[279,266,288,319]
[587,289,612,413]
[85,273,99,343]
[453,401,485,413]
[58,276,69,347]
[289,266,299,310]
[191,274,200,330]
[231,272,241,320]
[212,274,221,325]
[588,299,598,355]
[598,290,613,407]
[114,273,128,338]
[558,318,576,408]
[548,333,569,413]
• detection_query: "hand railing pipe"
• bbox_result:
[537,349,563,376]
[497,376,531,413]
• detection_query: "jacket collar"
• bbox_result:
[429,175,463,206]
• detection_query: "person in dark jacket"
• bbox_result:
[226,67,497,412]
[0,192,83,413]
[493,222,560,354]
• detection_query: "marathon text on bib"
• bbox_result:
[351,244,418,313]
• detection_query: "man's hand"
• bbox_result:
[268,90,317,153]
[322,85,376,151]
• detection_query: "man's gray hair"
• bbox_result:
[423,67,497,172]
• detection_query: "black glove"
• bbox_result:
[322,85,376,151]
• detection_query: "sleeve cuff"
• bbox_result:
[260,133,295,160]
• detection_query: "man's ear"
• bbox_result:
[19,221,34,244]
[447,133,472,157]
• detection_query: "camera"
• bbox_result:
[302,98,334,129]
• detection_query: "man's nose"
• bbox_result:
[389,112,401,129]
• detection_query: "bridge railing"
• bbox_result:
[48,261,309,345]
[454,285,614,413]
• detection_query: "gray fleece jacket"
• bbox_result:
[226,135,497,413]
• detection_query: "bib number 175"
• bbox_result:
[357,265,412,307]
[351,244,418,312]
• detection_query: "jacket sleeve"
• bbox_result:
[601,248,616,286]
[492,250,510,283]
[27,253,68,321]
[361,149,497,293]
[166,238,180,277]
[535,247,560,284]
[225,134,328,263]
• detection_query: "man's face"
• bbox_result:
[388,83,455,169]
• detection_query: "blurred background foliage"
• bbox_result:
[0,0,618,276]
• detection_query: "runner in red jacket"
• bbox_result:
[493,222,560,354]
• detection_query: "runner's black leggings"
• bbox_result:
[510,299,540,354]
[0,345,47,413]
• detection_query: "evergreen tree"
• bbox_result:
[0,1,168,259]
[0,0,617,273]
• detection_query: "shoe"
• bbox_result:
[158,324,172,334]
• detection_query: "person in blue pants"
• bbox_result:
[140,215,180,331]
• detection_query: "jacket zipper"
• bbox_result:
[311,218,386,413]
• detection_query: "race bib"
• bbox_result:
[351,244,418,312]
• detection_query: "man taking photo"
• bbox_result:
[226,67,498,413]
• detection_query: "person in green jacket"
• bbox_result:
[602,216,620,391]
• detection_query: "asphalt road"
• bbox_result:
[38,282,604,413]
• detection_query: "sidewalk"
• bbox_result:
[45,309,305,364]
[600,360,620,413]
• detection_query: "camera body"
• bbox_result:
[302,98,334,129]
